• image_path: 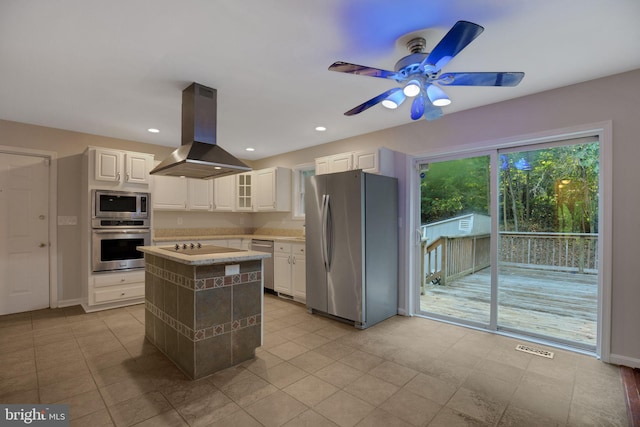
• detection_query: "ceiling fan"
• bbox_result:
[329,20,525,121]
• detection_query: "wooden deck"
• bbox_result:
[420,265,598,347]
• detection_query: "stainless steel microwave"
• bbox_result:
[93,190,150,220]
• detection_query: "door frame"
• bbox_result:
[0,145,58,310]
[409,121,612,360]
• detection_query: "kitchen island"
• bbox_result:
[137,245,270,379]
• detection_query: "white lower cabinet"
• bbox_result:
[90,271,145,306]
[274,242,305,301]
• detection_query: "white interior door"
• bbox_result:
[0,152,50,315]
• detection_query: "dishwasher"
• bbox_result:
[250,239,274,292]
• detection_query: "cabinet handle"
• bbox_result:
[125,174,130,181]
[288,255,292,264]
[121,292,126,296]
[116,173,121,181]
[292,256,296,264]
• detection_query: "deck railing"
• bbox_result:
[499,232,598,274]
[422,231,598,288]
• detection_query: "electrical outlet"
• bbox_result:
[57,216,78,226]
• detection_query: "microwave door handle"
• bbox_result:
[93,229,149,234]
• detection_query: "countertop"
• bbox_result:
[152,234,306,243]
[138,245,271,266]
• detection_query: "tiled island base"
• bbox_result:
[143,254,262,379]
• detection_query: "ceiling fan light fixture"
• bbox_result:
[381,90,406,109]
[427,84,451,107]
[403,79,421,97]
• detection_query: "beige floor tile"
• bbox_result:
[243,348,285,374]
[356,407,413,427]
[254,361,309,389]
[205,409,263,427]
[220,373,278,407]
[446,387,508,425]
[497,405,561,427]
[314,390,375,427]
[283,375,339,407]
[245,390,308,427]
[473,358,525,384]
[282,409,339,427]
[291,332,331,349]
[39,373,97,403]
[343,373,398,406]
[428,407,491,427]
[99,376,158,406]
[266,340,310,360]
[368,360,418,387]
[70,408,114,427]
[208,365,258,388]
[57,389,107,420]
[314,361,364,388]
[36,347,86,371]
[278,326,310,340]
[129,409,189,427]
[380,388,441,426]
[420,358,472,387]
[403,373,457,405]
[108,390,172,426]
[314,341,357,360]
[0,388,39,404]
[261,331,290,349]
[159,378,217,407]
[461,372,517,404]
[37,359,91,386]
[289,349,335,373]
[315,325,353,340]
[485,345,533,370]
[0,371,37,398]
[509,385,570,424]
[175,389,240,426]
[339,350,383,372]
[567,401,627,427]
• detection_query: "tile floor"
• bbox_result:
[0,294,629,426]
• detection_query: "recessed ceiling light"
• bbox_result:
[245,147,255,152]
[315,126,327,132]
[147,128,160,133]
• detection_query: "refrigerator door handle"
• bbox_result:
[321,194,329,271]
[326,194,333,271]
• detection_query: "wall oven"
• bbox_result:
[91,190,151,272]
[92,228,150,272]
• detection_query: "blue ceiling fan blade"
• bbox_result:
[344,88,402,116]
[421,21,484,73]
[437,72,525,86]
[411,93,425,120]
[329,61,401,81]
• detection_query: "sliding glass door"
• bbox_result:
[417,137,600,350]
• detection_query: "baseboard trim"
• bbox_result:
[610,353,640,369]
[57,298,84,308]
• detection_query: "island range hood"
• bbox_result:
[150,83,251,179]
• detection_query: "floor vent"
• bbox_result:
[515,344,554,359]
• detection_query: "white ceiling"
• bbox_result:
[1,0,639,160]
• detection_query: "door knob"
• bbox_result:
[39,243,47,248]
[39,215,46,220]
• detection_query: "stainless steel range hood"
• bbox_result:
[150,83,251,179]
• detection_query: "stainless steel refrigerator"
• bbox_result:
[305,170,398,329]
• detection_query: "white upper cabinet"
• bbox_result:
[93,148,153,186]
[236,172,254,212]
[187,179,213,211]
[213,175,236,211]
[315,153,352,175]
[255,167,292,212]
[315,147,395,177]
[152,175,188,210]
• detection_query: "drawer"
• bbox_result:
[292,244,305,256]
[93,271,145,288]
[94,283,144,304]
[274,242,291,254]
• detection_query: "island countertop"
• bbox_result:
[137,245,271,266]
